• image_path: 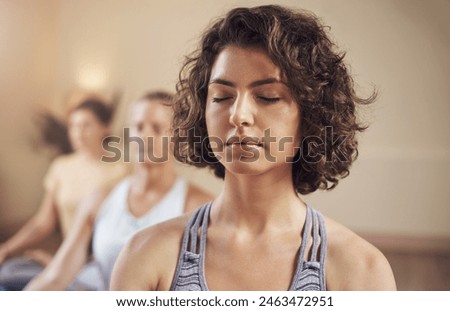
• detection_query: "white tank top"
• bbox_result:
[89,177,187,289]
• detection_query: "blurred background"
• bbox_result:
[0,0,448,290]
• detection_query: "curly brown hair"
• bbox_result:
[173,5,375,194]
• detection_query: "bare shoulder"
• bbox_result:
[184,183,214,212]
[323,216,396,290]
[110,212,194,290]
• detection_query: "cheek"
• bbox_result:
[86,129,102,140]
[205,104,228,137]
[264,114,301,153]
[287,113,301,137]
[284,118,301,149]
[288,118,302,155]
[280,104,301,138]
[91,125,108,137]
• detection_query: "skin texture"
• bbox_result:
[110,47,396,291]
[68,109,111,156]
[0,109,110,266]
[24,99,212,290]
[206,46,301,175]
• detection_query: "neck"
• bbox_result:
[213,165,306,233]
[132,162,177,194]
[77,147,105,161]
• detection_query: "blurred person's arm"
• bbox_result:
[110,215,191,291]
[24,190,107,290]
[0,190,58,264]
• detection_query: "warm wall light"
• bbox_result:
[75,61,109,91]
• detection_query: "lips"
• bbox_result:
[226,136,263,147]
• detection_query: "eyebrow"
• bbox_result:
[209,77,285,88]
[209,78,235,87]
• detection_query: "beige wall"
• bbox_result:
[0,0,58,237]
[0,0,449,239]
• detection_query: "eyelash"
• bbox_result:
[212,97,232,103]
[257,96,280,103]
[212,96,280,103]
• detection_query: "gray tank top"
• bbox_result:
[170,202,327,291]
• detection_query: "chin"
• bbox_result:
[222,160,271,177]
[140,160,155,167]
[75,145,92,154]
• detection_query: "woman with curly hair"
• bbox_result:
[111,5,396,291]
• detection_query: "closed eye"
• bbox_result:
[212,97,233,103]
[257,96,281,103]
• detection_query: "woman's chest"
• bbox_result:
[203,234,301,290]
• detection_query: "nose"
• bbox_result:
[138,124,153,140]
[229,94,254,128]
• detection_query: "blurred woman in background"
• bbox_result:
[25,91,212,290]
[0,96,128,290]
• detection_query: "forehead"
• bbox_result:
[130,99,172,123]
[210,45,282,83]
[69,108,98,123]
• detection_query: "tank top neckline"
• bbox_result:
[192,201,320,291]
[123,177,186,221]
